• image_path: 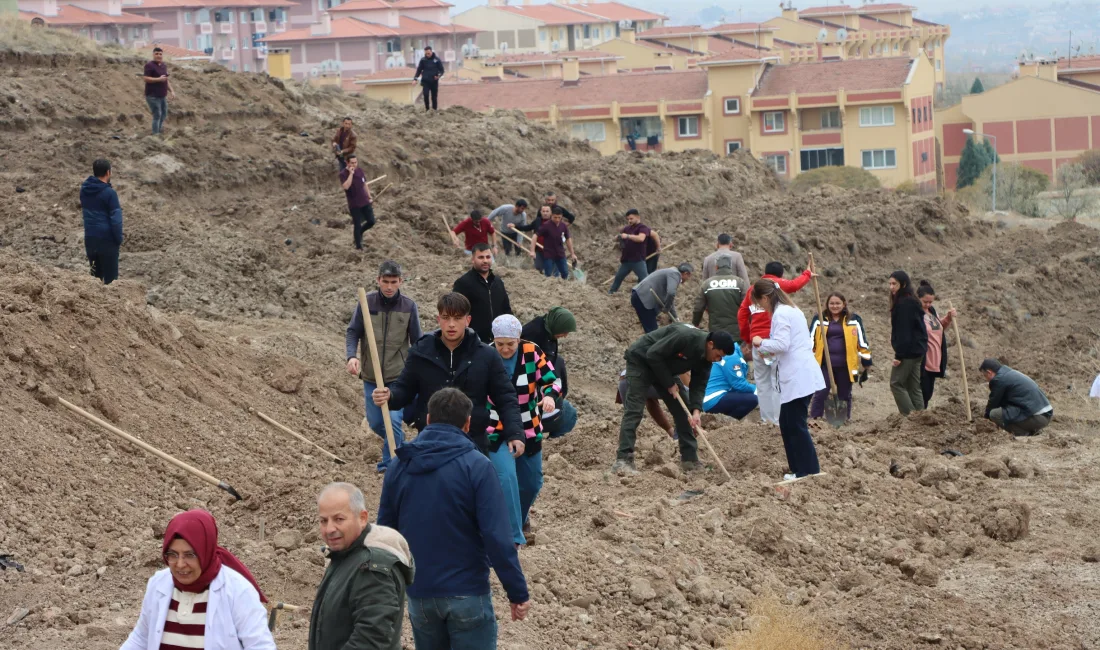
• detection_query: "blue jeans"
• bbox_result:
[543,256,569,279]
[408,595,496,650]
[533,249,544,273]
[145,95,167,134]
[542,399,577,438]
[705,391,758,420]
[631,290,659,333]
[516,451,543,527]
[609,260,648,293]
[363,381,404,472]
[489,445,525,545]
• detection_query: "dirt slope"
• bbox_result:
[2,30,1100,650]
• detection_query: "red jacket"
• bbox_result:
[737,270,813,343]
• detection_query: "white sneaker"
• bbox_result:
[782,473,797,481]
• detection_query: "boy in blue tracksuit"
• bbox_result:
[703,343,758,420]
[378,388,530,649]
[80,159,124,285]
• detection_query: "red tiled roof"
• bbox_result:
[328,0,392,11]
[568,2,665,21]
[150,43,211,58]
[262,16,395,41]
[440,69,706,111]
[485,50,619,64]
[637,25,706,37]
[23,5,158,25]
[799,4,853,14]
[754,56,914,95]
[800,3,912,15]
[911,17,942,26]
[1059,55,1100,71]
[398,15,474,34]
[856,15,905,30]
[798,16,847,30]
[127,0,292,7]
[696,41,779,65]
[713,22,775,33]
[392,0,453,7]
[354,66,417,83]
[497,4,605,25]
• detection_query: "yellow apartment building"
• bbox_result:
[1058,54,1100,90]
[935,58,1100,187]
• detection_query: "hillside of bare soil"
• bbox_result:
[3,29,1100,650]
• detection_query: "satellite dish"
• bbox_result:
[500,42,509,51]
[461,43,471,56]
[309,67,319,77]
[816,28,828,42]
[836,28,848,40]
[551,41,560,52]
[618,19,631,29]
[397,55,407,66]
[385,56,397,69]
[471,45,480,56]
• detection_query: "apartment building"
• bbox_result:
[18,0,158,46]
[1058,54,1100,90]
[936,58,1100,187]
[452,0,664,57]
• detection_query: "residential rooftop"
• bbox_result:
[753,56,914,95]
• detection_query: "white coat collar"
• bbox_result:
[153,566,227,596]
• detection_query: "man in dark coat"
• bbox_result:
[692,256,747,341]
[453,243,512,343]
[412,46,445,111]
[372,292,523,454]
[980,359,1053,436]
[80,159,123,285]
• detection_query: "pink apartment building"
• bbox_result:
[19,0,158,46]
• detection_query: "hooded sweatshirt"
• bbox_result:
[377,423,529,604]
[80,176,123,245]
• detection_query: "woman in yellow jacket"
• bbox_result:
[809,292,872,420]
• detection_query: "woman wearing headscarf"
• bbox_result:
[888,270,928,415]
[916,280,955,407]
[120,510,274,650]
[487,314,562,545]
[521,306,578,439]
[750,279,825,480]
[809,292,872,421]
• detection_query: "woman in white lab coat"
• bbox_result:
[750,279,825,480]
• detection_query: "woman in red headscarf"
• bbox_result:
[120,510,275,650]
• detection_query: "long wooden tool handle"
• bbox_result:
[500,233,535,257]
[673,393,731,480]
[947,300,973,422]
[649,288,677,322]
[57,397,241,500]
[807,253,838,397]
[254,411,346,464]
[645,239,676,261]
[365,174,387,185]
[510,229,545,250]
[374,183,393,199]
[358,287,398,456]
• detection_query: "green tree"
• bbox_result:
[956,137,991,189]
[970,77,985,94]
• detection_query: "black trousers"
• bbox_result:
[778,395,820,477]
[350,204,375,248]
[422,80,439,110]
[646,255,659,275]
[85,235,120,285]
[920,367,937,407]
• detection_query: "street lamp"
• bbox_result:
[963,128,998,212]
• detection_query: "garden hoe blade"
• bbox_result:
[824,393,848,428]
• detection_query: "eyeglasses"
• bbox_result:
[164,551,199,563]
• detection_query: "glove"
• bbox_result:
[858,370,868,387]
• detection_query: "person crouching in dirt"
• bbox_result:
[486,315,561,545]
[980,359,1053,437]
[522,307,578,439]
[613,324,733,475]
[331,117,357,171]
[809,292,871,421]
[632,263,693,333]
[81,159,123,285]
[340,154,374,250]
[616,369,689,439]
[750,279,824,481]
[413,46,445,111]
[120,510,274,650]
[346,261,421,472]
[702,342,758,420]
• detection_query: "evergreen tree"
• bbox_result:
[956,137,990,189]
[982,138,999,165]
[970,77,985,94]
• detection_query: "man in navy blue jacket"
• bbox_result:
[80,159,123,285]
[378,388,530,649]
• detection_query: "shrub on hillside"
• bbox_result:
[789,166,881,193]
[957,163,1049,216]
[1074,150,1100,186]
[728,595,849,650]
[893,180,919,195]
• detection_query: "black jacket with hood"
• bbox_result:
[890,296,928,360]
[521,315,568,398]
[80,176,123,245]
[414,54,445,84]
[452,269,512,344]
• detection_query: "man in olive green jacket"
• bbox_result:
[692,256,746,342]
[613,324,734,474]
[310,482,414,650]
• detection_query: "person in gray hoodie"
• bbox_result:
[631,263,693,333]
[80,159,123,285]
[488,200,529,256]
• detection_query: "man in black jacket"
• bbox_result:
[980,359,1053,436]
[521,307,577,439]
[372,292,523,454]
[453,243,512,343]
[543,192,575,224]
[412,46,445,111]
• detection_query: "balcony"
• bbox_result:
[253,21,266,33]
[273,21,286,33]
[199,22,212,34]
[218,22,232,34]
[219,48,232,60]
[254,48,267,58]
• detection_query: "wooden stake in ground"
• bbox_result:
[672,393,732,481]
[357,287,398,458]
[57,397,242,501]
[252,410,346,464]
[947,300,973,421]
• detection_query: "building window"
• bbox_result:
[231,63,237,71]
[800,148,844,171]
[765,154,786,174]
[725,141,742,155]
[723,97,740,115]
[184,11,192,24]
[583,24,590,38]
[571,122,606,142]
[244,63,250,71]
[559,28,565,40]
[540,29,546,41]
[923,105,930,122]
[197,8,209,22]
[859,105,894,127]
[604,27,611,39]
[575,27,581,39]
[187,38,194,49]
[677,116,699,138]
[861,148,897,169]
[935,59,941,70]
[821,108,840,129]
[763,111,785,133]
[143,28,148,39]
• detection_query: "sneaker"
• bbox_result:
[681,460,703,473]
[611,459,639,475]
[782,473,798,482]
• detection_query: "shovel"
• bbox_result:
[808,253,848,428]
[571,258,586,284]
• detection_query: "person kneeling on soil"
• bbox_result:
[980,359,1053,437]
[613,324,734,475]
[702,342,758,420]
[121,510,274,650]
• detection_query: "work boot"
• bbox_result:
[680,460,703,473]
[611,458,639,476]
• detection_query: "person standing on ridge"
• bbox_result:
[142,46,175,135]
[888,270,928,415]
[453,243,512,343]
[702,233,749,286]
[737,261,813,424]
[916,280,955,407]
[340,154,374,250]
[346,261,422,472]
[537,207,577,279]
[488,199,529,257]
[413,46,445,111]
[451,210,498,256]
[808,292,872,421]
[692,256,747,341]
[632,263,693,333]
[81,159,123,285]
[514,204,552,272]
[331,117,357,171]
[608,209,650,294]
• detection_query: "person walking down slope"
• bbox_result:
[916,280,956,407]
[749,279,824,480]
[331,116,357,171]
[513,204,552,272]
[980,359,1053,437]
[346,261,422,472]
[142,46,175,135]
[737,261,813,425]
[608,209,651,293]
[521,307,579,439]
[451,210,499,256]
[340,154,375,250]
[888,271,928,415]
[377,388,531,650]
[453,243,512,343]
[537,207,577,279]
[413,46,445,111]
[488,199,529,257]
[702,343,759,420]
[81,159,124,285]
[632,263,693,333]
[693,256,747,341]
[809,292,872,421]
